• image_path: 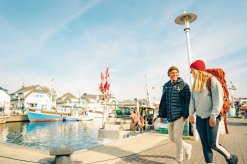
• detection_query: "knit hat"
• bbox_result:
[190,60,206,71]
[168,66,179,76]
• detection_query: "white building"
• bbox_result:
[10,85,56,111]
[56,93,79,107]
[0,87,11,115]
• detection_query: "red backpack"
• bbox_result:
[206,68,230,134]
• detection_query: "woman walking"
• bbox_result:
[189,60,238,164]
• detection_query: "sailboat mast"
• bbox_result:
[145,75,151,107]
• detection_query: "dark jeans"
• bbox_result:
[196,116,230,163]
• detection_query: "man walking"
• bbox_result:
[159,66,192,164]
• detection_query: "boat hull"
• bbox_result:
[79,115,94,121]
[87,110,103,118]
[63,116,79,121]
[27,111,63,122]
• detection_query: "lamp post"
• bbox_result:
[175,12,198,139]
[175,12,197,84]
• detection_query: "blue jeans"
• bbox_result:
[196,116,231,163]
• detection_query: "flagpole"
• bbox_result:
[102,97,106,128]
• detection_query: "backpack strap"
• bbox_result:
[206,77,212,95]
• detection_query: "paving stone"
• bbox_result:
[115,118,247,164]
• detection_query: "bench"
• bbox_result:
[50,147,74,164]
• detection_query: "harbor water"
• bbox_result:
[0,118,110,151]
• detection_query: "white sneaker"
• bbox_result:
[185,144,192,160]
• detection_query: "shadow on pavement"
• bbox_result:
[39,157,54,164]
[120,154,174,164]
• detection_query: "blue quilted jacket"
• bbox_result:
[159,77,191,122]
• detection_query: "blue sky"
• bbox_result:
[0,0,246,101]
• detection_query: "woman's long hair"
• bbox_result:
[191,69,212,92]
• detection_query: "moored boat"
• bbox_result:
[63,109,80,121]
[86,103,104,118]
[79,115,94,121]
[63,116,79,121]
[27,110,63,122]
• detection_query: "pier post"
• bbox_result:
[50,147,74,164]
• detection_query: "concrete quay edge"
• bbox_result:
[0,131,167,164]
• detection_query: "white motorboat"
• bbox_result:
[79,115,94,121]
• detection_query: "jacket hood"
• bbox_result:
[170,77,183,84]
[175,77,183,83]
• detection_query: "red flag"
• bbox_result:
[99,72,105,94]
[105,67,109,80]
[104,81,110,91]
[104,67,110,94]
[99,67,110,99]
[99,82,104,94]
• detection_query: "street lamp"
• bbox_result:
[175,12,197,84]
[175,12,198,139]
